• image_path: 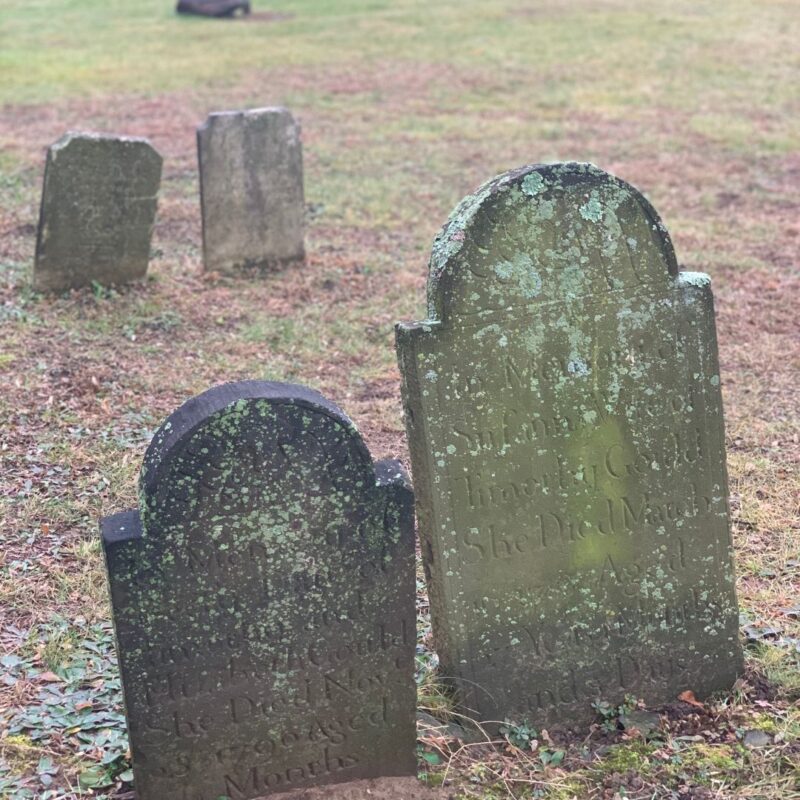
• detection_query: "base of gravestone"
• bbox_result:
[217,252,307,275]
[270,777,454,799]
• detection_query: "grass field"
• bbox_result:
[1,0,798,798]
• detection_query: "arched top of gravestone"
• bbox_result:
[139,380,374,515]
[427,162,679,325]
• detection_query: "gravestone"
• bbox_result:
[101,381,416,800]
[396,162,742,729]
[33,132,162,292]
[197,108,305,273]
[176,0,251,17]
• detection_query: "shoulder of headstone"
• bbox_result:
[395,318,442,343]
[100,509,143,547]
[677,271,712,289]
[374,458,412,492]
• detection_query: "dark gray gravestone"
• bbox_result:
[101,382,416,800]
[197,108,305,273]
[34,132,162,292]
[176,0,251,17]
[396,162,742,729]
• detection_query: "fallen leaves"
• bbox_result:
[677,690,705,709]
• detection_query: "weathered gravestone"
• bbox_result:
[396,162,743,729]
[34,132,162,292]
[101,381,416,800]
[176,0,251,17]
[197,108,305,273]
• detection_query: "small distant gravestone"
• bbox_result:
[101,381,416,800]
[33,132,162,292]
[197,107,305,273]
[396,162,743,728]
[176,0,251,17]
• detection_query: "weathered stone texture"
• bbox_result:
[396,162,742,729]
[33,132,162,292]
[101,381,416,800]
[198,107,305,273]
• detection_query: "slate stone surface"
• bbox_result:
[33,132,162,292]
[396,162,743,729]
[101,381,416,800]
[198,107,305,273]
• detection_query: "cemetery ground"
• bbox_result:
[0,0,798,797]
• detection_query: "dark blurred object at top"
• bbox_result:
[176,0,251,17]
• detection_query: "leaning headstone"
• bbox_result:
[176,0,251,17]
[33,132,162,292]
[101,381,416,800]
[396,162,742,729]
[197,107,305,273]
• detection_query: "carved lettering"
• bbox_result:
[223,748,360,799]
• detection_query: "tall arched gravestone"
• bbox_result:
[101,382,416,800]
[396,162,742,729]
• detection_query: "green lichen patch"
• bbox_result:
[521,171,547,197]
[579,191,604,223]
[424,162,678,323]
[678,271,712,288]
